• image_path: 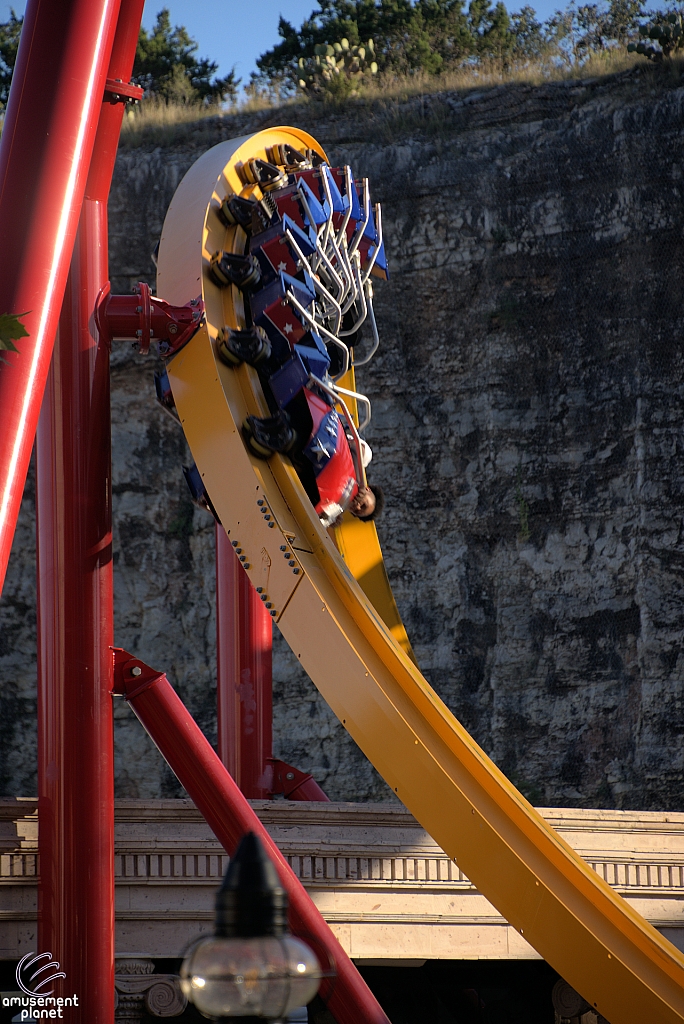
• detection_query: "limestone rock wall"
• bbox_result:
[3,69,684,808]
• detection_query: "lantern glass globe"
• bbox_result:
[180,934,321,1019]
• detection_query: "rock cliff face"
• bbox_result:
[3,68,684,808]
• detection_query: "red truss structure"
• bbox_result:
[0,2,383,1022]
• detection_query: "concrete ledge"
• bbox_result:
[2,799,684,961]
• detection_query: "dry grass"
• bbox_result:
[327,48,642,105]
[117,50,671,148]
[295,50,649,145]
[119,91,302,147]
[119,96,230,146]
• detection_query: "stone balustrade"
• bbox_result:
[2,798,684,966]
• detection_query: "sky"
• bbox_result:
[0,1,329,85]
[0,0,583,88]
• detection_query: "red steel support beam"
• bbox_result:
[269,756,330,801]
[97,282,203,355]
[36,2,145,1018]
[215,525,330,801]
[36,203,114,1014]
[216,522,274,798]
[112,649,391,1024]
[0,0,123,594]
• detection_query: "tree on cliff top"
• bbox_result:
[0,9,21,108]
[255,0,476,85]
[133,9,239,105]
[254,0,645,91]
[544,0,642,64]
[254,0,568,90]
[0,7,238,110]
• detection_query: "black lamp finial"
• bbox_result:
[216,831,289,939]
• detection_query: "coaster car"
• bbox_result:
[210,149,385,526]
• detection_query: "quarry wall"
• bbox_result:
[3,67,684,808]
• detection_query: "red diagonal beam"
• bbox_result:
[111,648,391,1024]
[0,0,121,594]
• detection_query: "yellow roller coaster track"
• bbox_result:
[158,127,684,1024]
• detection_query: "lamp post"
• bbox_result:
[181,832,322,1022]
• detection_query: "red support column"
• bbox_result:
[36,2,145,1018]
[216,523,273,797]
[0,0,122,594]
[36,205,114,1013]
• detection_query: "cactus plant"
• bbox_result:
[627,11,684,60]
[297,38,378,96]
